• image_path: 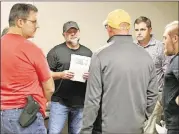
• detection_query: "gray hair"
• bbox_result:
[9,3,38,27]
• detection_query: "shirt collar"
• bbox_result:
[134,35,157,48]
[107,35,133,43]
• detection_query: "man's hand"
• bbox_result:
[175,96,179,106]
[61,70,74,79]
[83,72,89,80]
[46,102,51,107]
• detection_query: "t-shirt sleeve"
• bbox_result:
[25,43,51,83]
[46,48,57,71]
[34,48,51,82]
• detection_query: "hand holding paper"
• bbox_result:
[62,70,74,80]
[69,54,91,83]
[83,72,89,80]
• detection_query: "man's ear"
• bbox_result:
[16,19,24,28]
[149,27,152,33]
[172,34,178,43]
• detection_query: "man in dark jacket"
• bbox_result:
[162,21,179,134]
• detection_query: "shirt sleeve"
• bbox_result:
[46,48,58,72]
[23,42,51,83]
[80,53,103,134]
[146,63,159,118]
[33,48,51,82]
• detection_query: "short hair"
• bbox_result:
[1,27,9,37]
[134,16,152,28]
[165,21,179,36]
[9,3,38,27]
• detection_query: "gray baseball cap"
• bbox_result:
[63,21,79,33]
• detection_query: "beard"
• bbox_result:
[68,38,80,46]
[164,41,176,56]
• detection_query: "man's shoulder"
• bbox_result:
[94,41,114,56]
[79,44,92,56]
[80,44,92,52]
[48,42,66,54]
[151,37,163,47]
[21,40,42,53]
[53,42,66,49]
[170,54,179,66]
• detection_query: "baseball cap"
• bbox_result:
[63,21,79,33]
[103,9,131,29]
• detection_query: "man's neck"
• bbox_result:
[8,27,26,38]
[109,30,129,38]
[66,42,80,50]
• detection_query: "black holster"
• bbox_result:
[19,95,40,127]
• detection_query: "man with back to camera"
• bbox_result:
[47,21,92,134]
[1,3,54,134]
[80,9,158,134]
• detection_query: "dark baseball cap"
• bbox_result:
[63,21,80,33]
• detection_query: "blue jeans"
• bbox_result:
[48,101,83,134]
[1,109,47,134]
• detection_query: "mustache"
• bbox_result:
[70,38,80,41]
[71,37,79,39]
[67,38,80,43]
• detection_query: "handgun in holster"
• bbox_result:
[19,95,40,127]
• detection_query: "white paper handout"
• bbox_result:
[69,54,91,83]
[155,124,167,134]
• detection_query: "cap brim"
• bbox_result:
[64,26,79,33]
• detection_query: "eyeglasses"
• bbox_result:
[22,19,37,25]
[105,24,108,29]
[26,19,37,24]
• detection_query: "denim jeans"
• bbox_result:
[48,101,83,134]
[1,109,47,134]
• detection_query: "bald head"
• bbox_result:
[165,21,179,37]
[163,21,179,56]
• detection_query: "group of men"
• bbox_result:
[1,3,178,134]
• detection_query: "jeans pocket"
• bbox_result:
[8,119,18,134]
